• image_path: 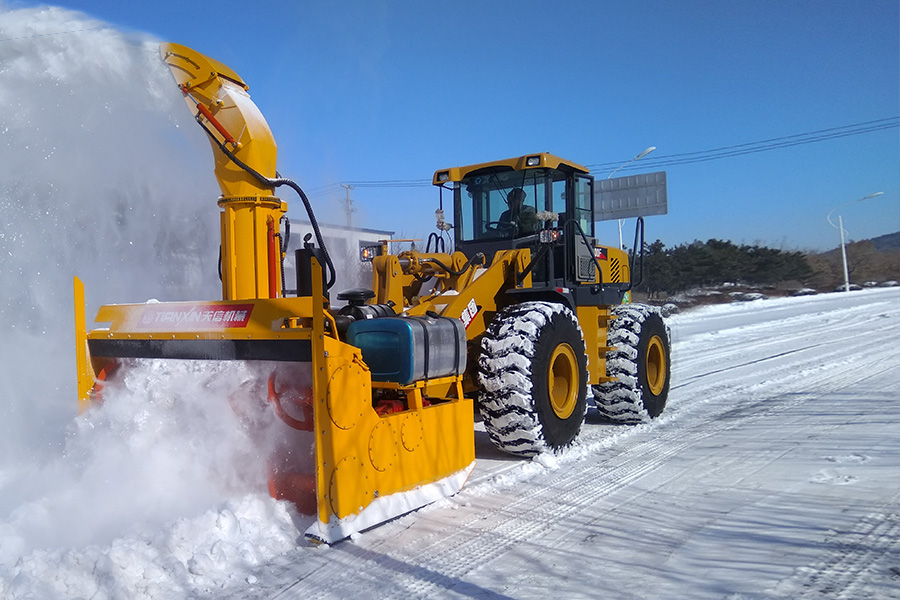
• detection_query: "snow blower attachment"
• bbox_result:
[75,43,672,543]
[73,43,474,543]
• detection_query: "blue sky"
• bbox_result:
[11,0,899,251]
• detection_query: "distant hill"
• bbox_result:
[869,231,900,251]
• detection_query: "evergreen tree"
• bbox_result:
[636,239,814,294]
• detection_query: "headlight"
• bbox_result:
[360,245,381,262]
[525,155,541,167]
[436,171,450,182]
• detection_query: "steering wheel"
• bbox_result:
[486,221,516,233]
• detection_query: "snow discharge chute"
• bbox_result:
[74,43,475,544]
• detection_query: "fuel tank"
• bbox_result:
[347,315,466,385]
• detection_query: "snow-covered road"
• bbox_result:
[2,287,898,599]
[248,287,900,600]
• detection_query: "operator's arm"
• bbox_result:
[518,206,538,233]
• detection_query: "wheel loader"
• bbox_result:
[73,43,671,544]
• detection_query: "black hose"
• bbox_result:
[281,215,291,252]
[426,232,446,254]
[278,216,289,295]
[275,178,336,290]
[427,252,484,277]
[197,119,337,290]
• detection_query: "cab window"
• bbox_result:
[455,169,549,241]
[574,176,593,237]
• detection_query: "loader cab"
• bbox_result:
[434,153,596,290]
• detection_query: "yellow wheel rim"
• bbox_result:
[548,343,579,419]
[645,335,667,396]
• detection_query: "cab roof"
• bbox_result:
[432,153,590,185]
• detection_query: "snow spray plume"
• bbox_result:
[0,6,220,457]
[0,6,276,560]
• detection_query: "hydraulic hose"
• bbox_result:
[197,119,337,290]
[428,231,453,254]
[426,252,485,277]
[278,215,290,295]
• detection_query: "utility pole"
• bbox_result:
[827,192,883,292]
[340,183,355,228]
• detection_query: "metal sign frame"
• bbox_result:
[594,171,668,221]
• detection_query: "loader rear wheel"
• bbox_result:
[477,301,588,456]
[593,304,671,423]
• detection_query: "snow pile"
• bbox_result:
[0,359,307,599]
[3,496,300,599]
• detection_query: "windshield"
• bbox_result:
[455,168,559,242]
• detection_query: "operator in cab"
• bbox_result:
[500,188,538,235]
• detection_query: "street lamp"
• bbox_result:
[609,146,656,249]
[826,192,884,292]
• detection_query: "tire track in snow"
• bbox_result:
[666,307,899,421]
[273,344,899,599]
[671,340,832,390]
[768,364,900,600]
[668,297,897,388]
[784,505,900,600]
[267,292,900,599]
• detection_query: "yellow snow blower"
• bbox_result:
[74,43,671,543]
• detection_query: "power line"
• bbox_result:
[586,117,899,171]
[345,179,433,188]
[311,116,898,191]
[642,124,897,169]
[303,182,344,195]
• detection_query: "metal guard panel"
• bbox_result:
[88,338,312,362]
[573,283,628,307]
[92,297,316,333]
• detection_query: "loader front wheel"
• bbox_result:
[593,304,671,423]
[477,302,588,456]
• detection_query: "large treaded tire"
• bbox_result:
[477,301,588,457]
[593,304,671,423]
